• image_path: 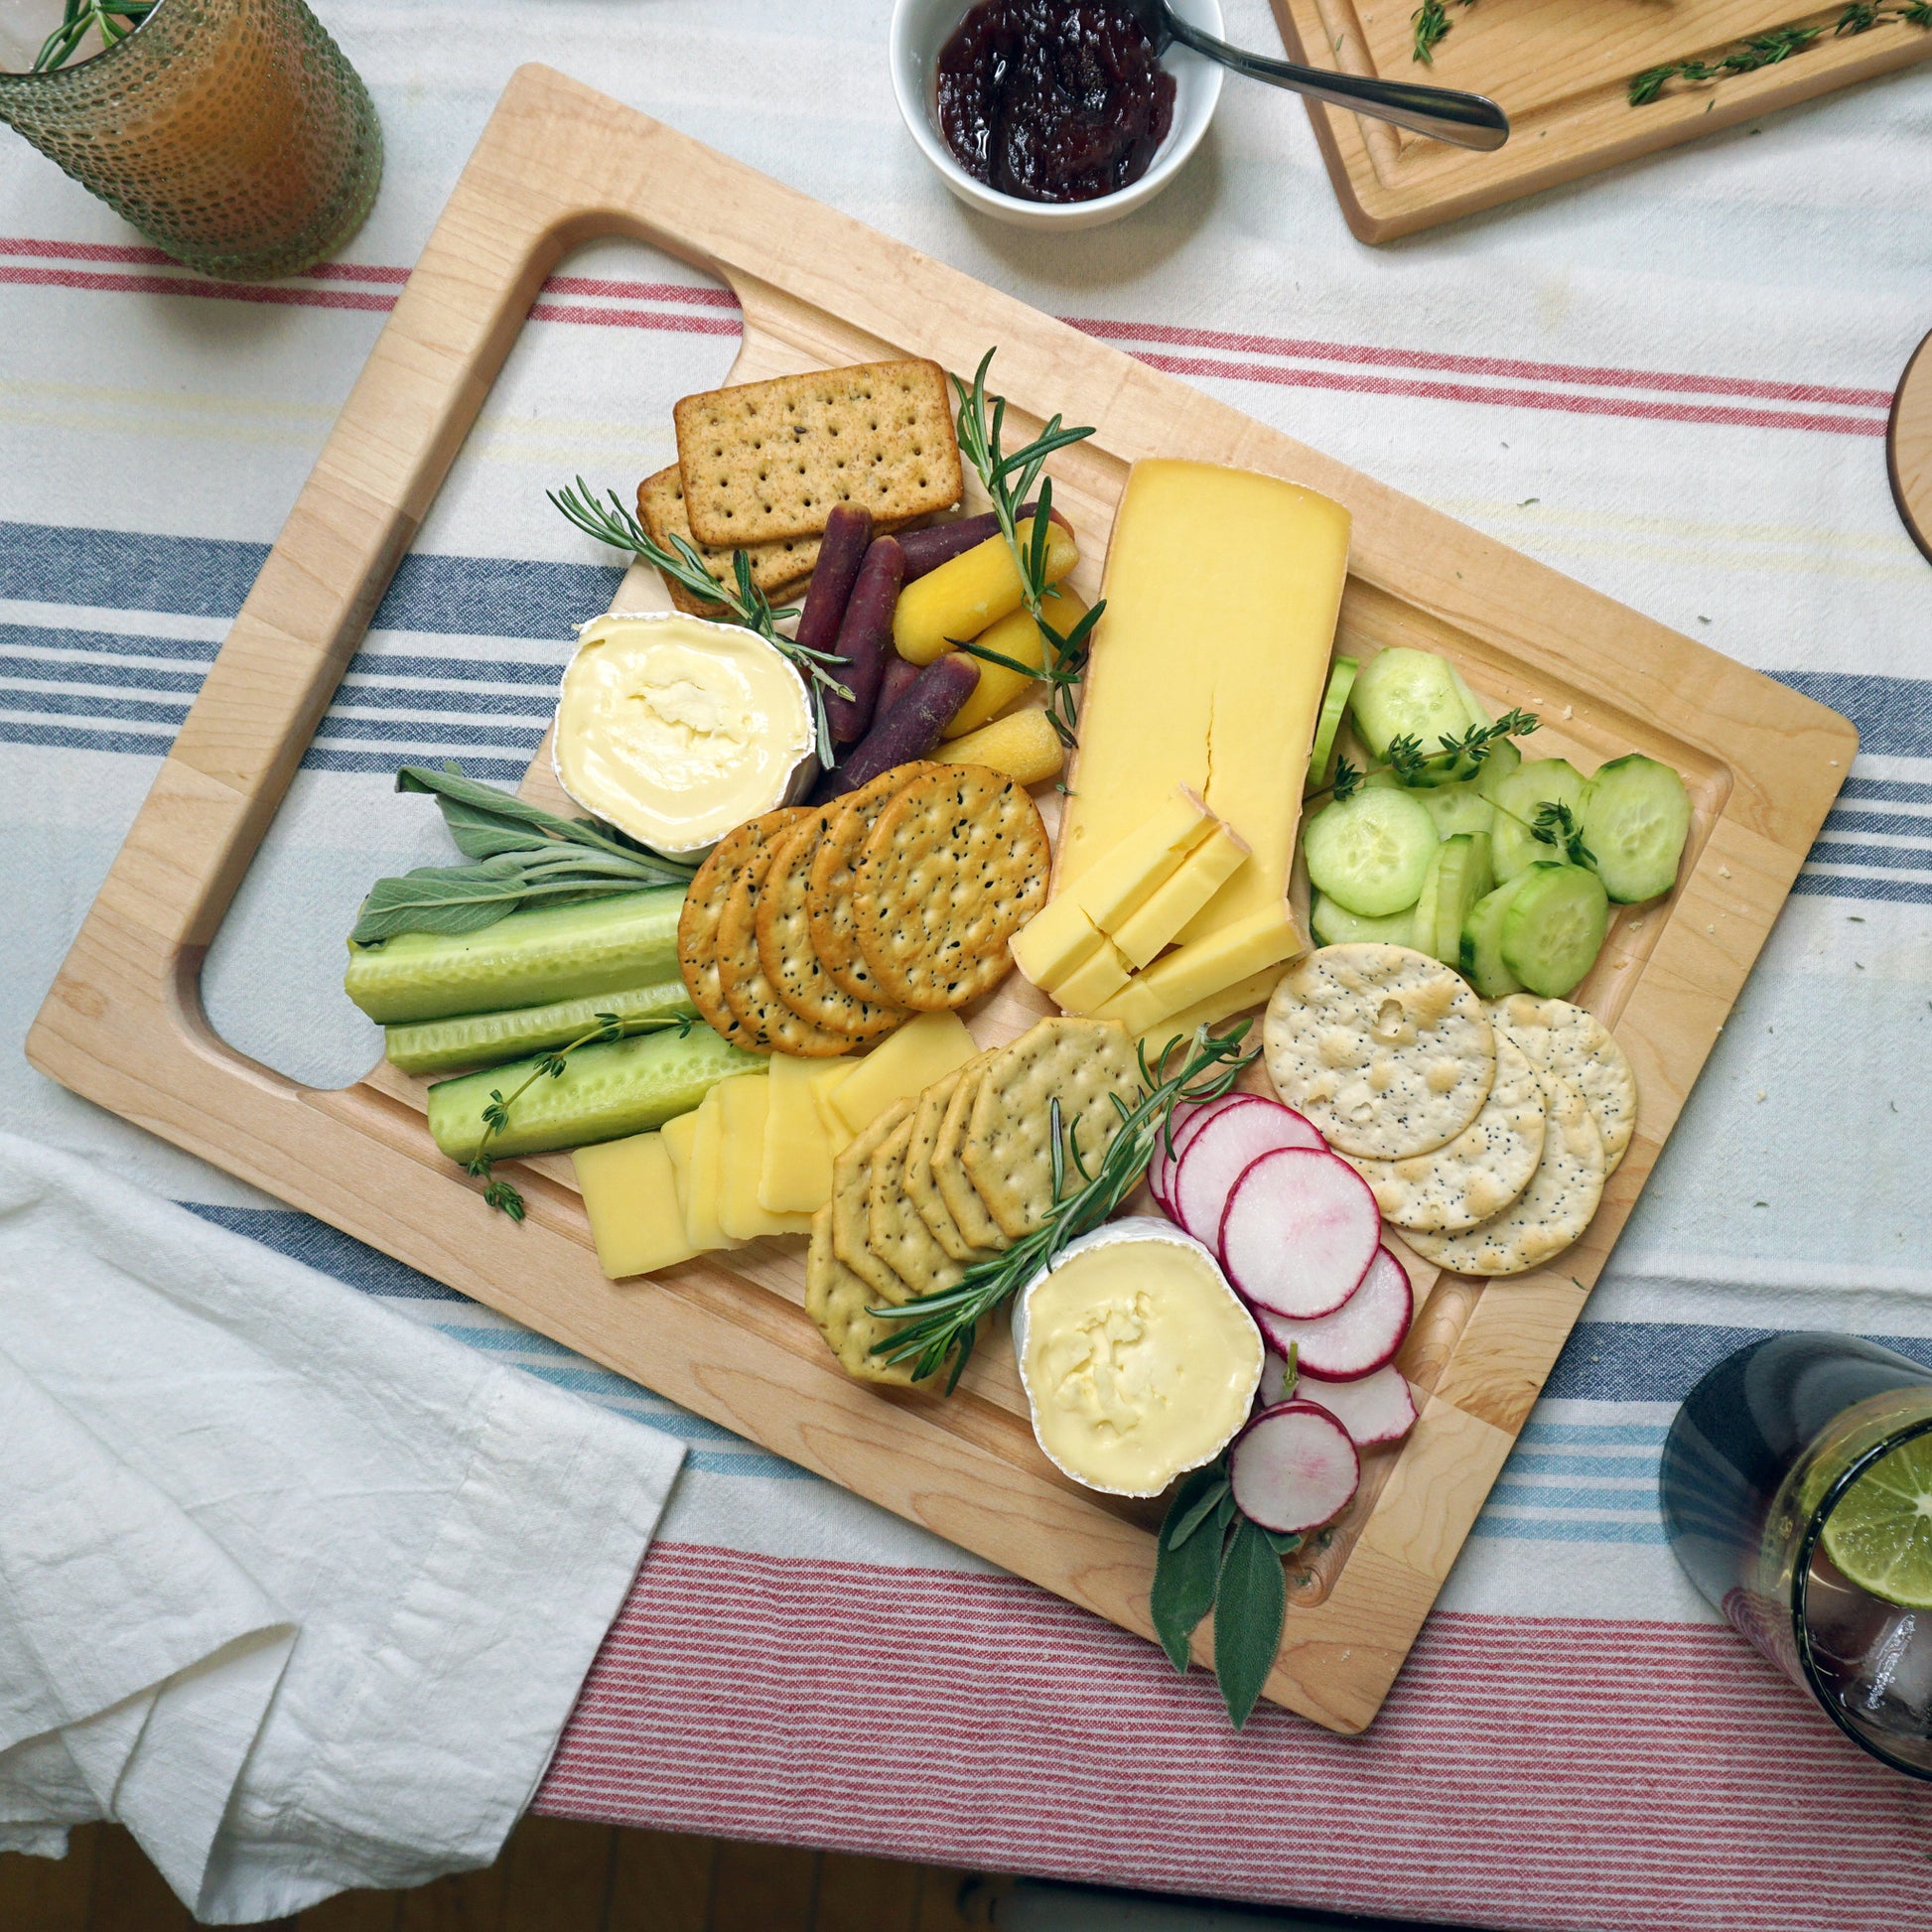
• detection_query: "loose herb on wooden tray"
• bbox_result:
[349,764,695,944]
[1410,0,1473,64]
[869,1022,1259,1390]
[1629,1,1931,101]
[1319,707,1539,803]
[549,480,854,764]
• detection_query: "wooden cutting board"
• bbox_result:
[27,64,1855,1736]
[1270,0,1932,240]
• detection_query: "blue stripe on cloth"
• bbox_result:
[1805,840,1932,873]
[0,622,218,663]
[313,716,547,750]
[0,653,205,692]
[1490,1481,1657,1511]
[1825,809,1932,838]
[1842,777,1932,805]
[1770,671,1932,758]
[1789,872,1932,906]
[331,682,556,717]
[299,746,531,780]
[0,687,189,726]
[1475,1518,1670,1545]
[0,718,174,757]
[1542,1320,1932,1402]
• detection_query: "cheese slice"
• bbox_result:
[761,1050,843,1214]
[1111,822,1251,969]
[1057,461,1348,946]
[662,1106,700,1214]
[1097,908,1304,1036]
[808,1057,857,1156]
[683,1081,743,1252]
[1062,787,1212,929]
[1049,932,1135,1015]
[718,1075,812,1239]
[573,1132,698,1280]
[1009,897,1106,991]
[1124,964,1284,1048]
[830,1011,977,1138]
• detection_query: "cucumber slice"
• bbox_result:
[1474,735,1523,801]
[1583,754,1692,902]
[1416,779,1496,840]
[427,1023,762,1164]
[385,977,698,1077]
[1499,863,1609,999]
[1489,759,1589,882]
[1411,844,1443,959]
[1459,874,1531,999]
[1303,787,1438,917]
[1306,656,1359,792]
[1311,892,1416,949]
[1349,647,1476,785]
[345,887,685,1026]
[1426,832,1494,963]
[1448,664,1491,730]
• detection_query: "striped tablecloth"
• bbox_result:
[5,2,1931,1925]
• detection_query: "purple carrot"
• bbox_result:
[874,651,921,719]
[822,536,904,746]
[829,653,981,795]
[791,503,872,657]
[896,501,1073,580]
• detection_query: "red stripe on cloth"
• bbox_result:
[526,299,742,336]
[0,263,397,312]
[536,1542,1932,1932]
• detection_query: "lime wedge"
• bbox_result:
[1820,1434,1932,1609]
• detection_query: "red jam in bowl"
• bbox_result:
[935,0,1177,205]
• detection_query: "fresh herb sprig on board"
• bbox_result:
[867,1022,1259,1391]
[466,1008,698,1220]
[1410,0,1474,63]
[33,0,155,71]
[1627,1,1930,103]
[1151,1351,1316,1730]
[1531,799,1595,868]
[948,349,1106,759]
[548,479,854,766]
[1322,707,1540,804]
[349,764,695,944]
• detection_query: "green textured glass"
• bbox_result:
[0,0,381,281]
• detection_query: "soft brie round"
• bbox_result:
[552,612,815,857]
[1013,1216,1263,1497]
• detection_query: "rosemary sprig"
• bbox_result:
[466,1009,697,1218]
[33,0,156,70]
[1622,1,1930,106]
[948,349,1106,756]
[548,479,852,766]
[867,1022,1259,1390]
[1322,707,1539,805]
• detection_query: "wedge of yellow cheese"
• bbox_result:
[808,1057,857,1156]
[1057,461,1348,947]
[830,1010,977,1138]
[718,1075,812,1240]
[1010,898,1106,991]
[761,1050,844,1214]
[1097,908,1303,1037]
[1124,965,1284,1050]
[1049,932,1135,1015]
[1111,822,1251,970]
[573,1132,699,1280]
[683,1081,743,1252]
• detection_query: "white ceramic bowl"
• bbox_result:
[890,0,1224,230]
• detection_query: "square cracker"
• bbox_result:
[674,359,962,548]
[868,1117,968,1297]
[931,1052,1011,1254]
[962,1018,1142,1241]
[831,1098,919,1306]
[905,1066,979,1262]
[806,1206,924,1387]
[637,466,821,616]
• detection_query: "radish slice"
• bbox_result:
[1228,1401,1360,1533]
[1296,1366,1418,1446]
[1216,1147,1379,1319]
[1149,1093,1252,1210]
[1248,1246,1414,1380]
[1172,1101,1325,1248]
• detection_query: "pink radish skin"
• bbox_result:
[1247,1246,1414,1381]
[1216,1147,1380,1319]
[1149,1093,1248,1211]
[1172,1101,1326,1249]
[1291,1366,1417,1447]
[1228,1401,1360,1534]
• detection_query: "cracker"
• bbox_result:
[716,835,858,1059]
[962,1018,1141,1241]
[756,810,907,1044]
[806,1205,923,1387]
[677,809,806,1049]
[1263,944,1495,1161]
[1490,994,1637,1177]
[808,763,941,1003]
[1345,1035,1546,1234]
[637,466,822,616]
[674,358,963,548]
[831,1098,919,1305]
[868,1116,969,1297]
[931,1053,1011,1254]
[905,1066,979,1261]
[855,764,1048,1011]
[1405,1075,1605,1277]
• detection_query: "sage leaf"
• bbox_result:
[1152,1466,1229,1672]
[1168,1472,1230,1550]
[1213,1518,1287,1729]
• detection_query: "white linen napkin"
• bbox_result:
[0,1132,684,1923]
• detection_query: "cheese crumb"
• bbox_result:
[1718,865,1731,879]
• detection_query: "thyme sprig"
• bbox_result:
[1322,707,1540,804]
[1628,2,1928,103]
[948,349,1106,756]
[33,0,156,70]
[1531,799,1595,868]
[867,1022,1259,1390]
[1411,0,1474,63]
[467,1009,698,1219]
[548,480,852,766]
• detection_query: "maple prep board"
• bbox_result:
[1270,0,1932,240]
[29,66,1854,1735]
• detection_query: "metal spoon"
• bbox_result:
[1120,0,1510,152]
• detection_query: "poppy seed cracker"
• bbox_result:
[636,466,822,616]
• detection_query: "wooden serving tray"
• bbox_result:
[28,66,1855,1736]
[1271,0,1932,240]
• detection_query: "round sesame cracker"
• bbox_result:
[854,763,1048,1011]
[1263,943,1495,1161]
[1489,994,1637,1176]
[1404,1074,1604,1277]
[1343,1035,1546,1233]
[807,762,941,1003]
[717,838,859,1058]
[677,809,806,1050]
